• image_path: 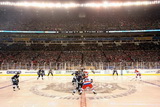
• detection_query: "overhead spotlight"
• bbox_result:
[0,1,160,8]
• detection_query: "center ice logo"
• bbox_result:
[30,82,136,100]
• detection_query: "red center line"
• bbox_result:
[80,91,87,107]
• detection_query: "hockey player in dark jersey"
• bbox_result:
[71,70,80,76]
[11,72,20,91]
[71,70,81,85]
[37,68,45,80]
[72,73,84,95]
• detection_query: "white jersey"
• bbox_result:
[83,77,92,85]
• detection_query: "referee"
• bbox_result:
[113,68,118,76]
[48,68,54,76]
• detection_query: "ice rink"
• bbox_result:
[0,75,160,107]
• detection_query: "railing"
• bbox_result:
[0,62,160,70]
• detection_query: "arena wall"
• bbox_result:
[0,69,160,76]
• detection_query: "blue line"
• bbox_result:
[0,80,29,90]
[142,80,160,87]
[0,84,13,89]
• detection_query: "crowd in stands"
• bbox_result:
[0,4,160,69]
[0,5,160,31]
[0,43,159,69]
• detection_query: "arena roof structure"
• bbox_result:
[0,0,160,46]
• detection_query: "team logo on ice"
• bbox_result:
[30,82,136,100]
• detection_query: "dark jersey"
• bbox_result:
[74,75,83,91]
[76,75,83,83]
[38,70,45,75]
[72,71,81,76]
[11,75,19,85]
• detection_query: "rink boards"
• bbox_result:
[0,69,160,76]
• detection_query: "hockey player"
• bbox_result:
[90,68,95,74]
[135,69,141,79]
[83,71,89,77]
[48,68,53,76]
[113,68,118,76]
[72,73,83,95]
[11,72,20,91]
[72,70,81,85]
[37,68,45,80]
[79,75,97,95]
[71,70,80,76]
